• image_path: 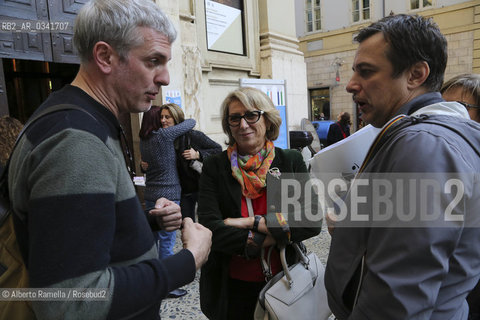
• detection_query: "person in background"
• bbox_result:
[139,103,195,298]
[175,117,222,222]
[0,115,23,175]
[441,73,480,122]
[7,0,211,318]
[325,14,480,319]
[441,73,480,320]
[326,111,351,146]
[197,87,321,320]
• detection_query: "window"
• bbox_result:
[410,0,432,10]
[306,0,321,32]
[352,0,370,23]
[310,88,330,121]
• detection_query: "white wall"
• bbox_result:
[296,0,475,37]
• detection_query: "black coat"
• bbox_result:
[197,147,322,319]
[175,130,222,194]
[326,121,350,146]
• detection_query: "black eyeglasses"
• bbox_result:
[457,101,480,110]
[228,110,264,127]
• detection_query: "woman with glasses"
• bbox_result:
[197,87,321,320]
[441,73,480,320]
[441,73,480,122]
[139,104,195,298]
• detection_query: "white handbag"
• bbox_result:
[254,243,331,320]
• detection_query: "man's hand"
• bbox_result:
[181,218,212,270]
[149,198,182,231]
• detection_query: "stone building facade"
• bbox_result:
[0,0,311,170]
[295,0,480,130]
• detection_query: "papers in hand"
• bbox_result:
[308,125,381,181]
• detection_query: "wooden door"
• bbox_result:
[0,0,53,61]
[0,0,87,63]
[49,0,87,64]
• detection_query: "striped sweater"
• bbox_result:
[8,85,195,320]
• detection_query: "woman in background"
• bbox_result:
[441,73,480,320]
[441,73,480,122]
[139,103,195,298]
[326,111,351,146]
[175,121,222,222]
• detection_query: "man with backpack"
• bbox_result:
[325,14,480,319]
[2,0,211,319]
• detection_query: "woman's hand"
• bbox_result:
[224,217,253,229]
[183,148,200,160]
[224,216,271,235]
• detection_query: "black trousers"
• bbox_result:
[180,192,198,222]
[226,278,266,320]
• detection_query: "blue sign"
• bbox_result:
[274,105,288,149]
[240,79,289,149]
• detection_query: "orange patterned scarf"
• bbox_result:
[227,140,275,199]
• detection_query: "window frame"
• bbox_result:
[352,0,371,24]
[408,0,434,11]
[204,0,246,56]
[194,0,260,75]
[305,0,322,33]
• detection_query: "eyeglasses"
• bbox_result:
[457,101,480,110]
[228,110,264,127]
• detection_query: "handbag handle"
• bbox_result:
[261,242,310,288]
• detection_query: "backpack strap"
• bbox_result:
[358,114,480,174]
[357,115,407,173]
[0,104,96,224]
[419,116,480,158]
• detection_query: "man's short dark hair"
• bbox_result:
[354,14,447,92]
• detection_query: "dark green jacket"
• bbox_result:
[198,147,321,319]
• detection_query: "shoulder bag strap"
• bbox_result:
[246,198,254,218]
[2,104,91,181]
[1,104,95,218]
[187,131,192,149]
[337,122,347,139]
[421,117,480,157]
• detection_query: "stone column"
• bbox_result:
[258,0,309,130]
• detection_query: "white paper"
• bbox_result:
[308,124,381,180]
